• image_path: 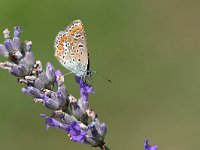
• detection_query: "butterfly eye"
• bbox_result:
[72,46,75,50]
[76,50,79,52]
[80,52,83,55]
[81,36,84,39]
[78,58,81,61]
[67,42,70,46]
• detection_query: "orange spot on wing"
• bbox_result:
[63,35,67,40]
[58,45,63,51]
[70,31,74,35]
[68,37,72,42]
[59,41,63,45]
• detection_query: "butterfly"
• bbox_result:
[54,20,91,79]
[54,20,111,83]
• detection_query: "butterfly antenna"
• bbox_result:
[93,71,112,83]
[62,72,73,77]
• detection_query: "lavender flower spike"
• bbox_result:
[0,26,110,150]
[144,138,158,150]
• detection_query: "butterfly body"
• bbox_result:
[54,20,90,78]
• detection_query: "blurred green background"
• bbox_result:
[0,0,200,149]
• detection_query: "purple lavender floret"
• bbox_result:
[65,121,86,143]
[55,69,64,87]
[41,114,86,143]
[55,70,69,103]
[4,38,13,54]
[60,113,76,125]
[42,96,60,110]
[23,41,35,67]
[40,114,66,129]
[0,44,9,57]
[3,28,23,62]
[85,110,107,147]
[144,138,158,150]
[14,26,22,37]
[31,62,55,90]
[22,86,44,99]
[75,76,94,103]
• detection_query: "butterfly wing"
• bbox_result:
[54,20,89,77]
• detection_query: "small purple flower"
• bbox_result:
[14,26,22,37]
[40,114,66,129]
[144,138,158,150]
[40,114,86,143]
[75,76,93,103]
[65,121,86,143]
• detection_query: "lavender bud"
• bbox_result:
[0,44,9,57]
[99,123,107,138]
[10,60,29,77]
[38,72,49,85]
[23,51,35,69]
[14,26,22,37]
[25,41,32,52]
[40,114,66,129]
[4,39,13,53]
[46,62,56,83]
[70,101,88,125]
[61,113,76,125]
[55,69,64,86]
[78,98,88,113]
[12,37,21,51]
[56,88,68,107]
[22,86,44,98]
[34,78,45,90]
[3,29,10,39]
[43,96,60,110]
